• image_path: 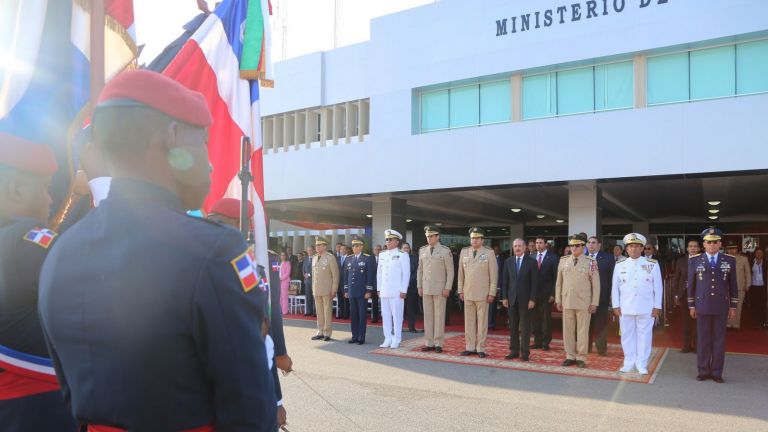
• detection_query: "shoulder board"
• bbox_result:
[617,257,627,263]
[724,253,735,258]
[689,254,701,258]
[419,245,428,250]
[22,227,58,249]
[363,253,370,256]
[461,246,470,251]
[560,256,569,260]
[585,255,595,260]
[645,257,657,263]
[267,249,277,255]
[186,213,223,227]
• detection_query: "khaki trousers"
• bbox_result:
[464,299,489,352]
[728,290,746,328]
[423,294,447,347]
[563,308,591,361]
[314,295,333,337]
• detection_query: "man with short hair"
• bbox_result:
[501,239,538,361]
[527,239,537,257]
[613,245,624,262]
[303,245,316,316]
[672,239,700,352]
[377,230,410,348]
[371,244,383,323]
[457,227,498,358]
[556,233,600,368]
[417,226,454,353]
[612,233,663,375]
[531,236,558,351]
[725,240,751,329]
[38,70,277,430]
[337,244,351,319]
[688,228,738,383]
[402,242,421,333]
[343,235,374,344]
[586,236,616,356]
[312,237,340,341]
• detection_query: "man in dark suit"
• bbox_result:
[371,244,383,323]
[403,242,422,332]
[303,245,316,316]
[488,245,504,330]
[337,244,351,319]
[531,236,558,351]
[586,236,616,356]
[672,239,700,352]
[502,239,538,361]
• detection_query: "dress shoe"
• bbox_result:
[521,355,529,362]
[459,350,476,356]
[680,347,694,354]
[530,343,543,349]
[311,335,324,340]
[323,336,331,341]
[357,340,365,345]
[505,352,520,360]
[637,368,649,375]
[696,375,710,381]
[712,376,724,383]
[348,339,358,344]
[389,342,400,349]
[542,345,550,351]
[619,366,634,373]
[576,360,586,368]
[477,352,487,358]
[379,340,392,348]
[435,346,443,353]
[421,346,436,352]
[561,359,577,367]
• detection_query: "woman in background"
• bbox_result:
[279,251,292,314]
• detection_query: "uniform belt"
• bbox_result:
[0,344,60,399]
[88,425,213,432]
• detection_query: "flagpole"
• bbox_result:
[90,0,106,108]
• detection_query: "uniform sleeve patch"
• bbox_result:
[23,228,57,249]
[231,251,258,292]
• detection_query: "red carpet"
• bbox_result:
[369,332,667,384]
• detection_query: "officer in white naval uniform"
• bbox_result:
[612,233,663,375]
[377,229,411,348]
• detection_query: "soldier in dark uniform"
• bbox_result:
[673,238,700,353]
[343,235,375,344]
[38,70,277,430]
[0,133,78,431]
[687,228,738,383]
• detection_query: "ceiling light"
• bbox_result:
[406,219,412,222]
[510,208,522,213]
[556,219,564,223]
[707,201,721,206]
[365,214,372,218]
[708,209,719,214]
[536,215,545,219]
[708,216,719,220]
[435,223,443,226]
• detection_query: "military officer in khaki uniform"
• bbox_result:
[311,237,340,341]
[725,240,751,329]
[417,226,454,353]
[457,227,498,358]
[556,233,600,368]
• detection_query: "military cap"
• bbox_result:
[350,234,365,246]
[623,232,646,246]
[315,236,329,246]
[0,132,57,175]
[96,70,212,127]
[725,239,739,249]
[384,229,402,240]
[568,233,588,246]
[701,227,723,242]
[209,197,254,219]
[468,227,485,238]
[424,225,440,236]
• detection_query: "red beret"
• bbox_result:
[96,70,212,127]
[209,198,254,219]
[0,132,57,175]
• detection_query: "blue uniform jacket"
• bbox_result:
[38,179,276,431]
[687,253,739,315]
[343,254,375,298]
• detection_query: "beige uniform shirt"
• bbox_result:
[457,246,498,301]
[311,252,339,296]
[417,243,454,295]
[732,254,751,292]
[555,254,601,310]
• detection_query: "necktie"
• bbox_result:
[430,246,434,255]
[537,253,542,270]
[516,257,521,273]
[710,256,716,267]
[473,250,477,259]
[573,257,578,266]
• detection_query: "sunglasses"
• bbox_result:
[705,240,719,244]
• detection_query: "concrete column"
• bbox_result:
[292,235,304,254]
[283,113,294,150]
[568,181,602,238]
[304,232,313,252]
[358,99,370,141]
[371,195,407,249]
[508,223,525,242]
[274,116,284,151]
[280,234,289,251]
[632,222,650,237]
[332,105,342,145]
[304,109,314,148]
[634,54,647,109]
[345,101,354,144]
[511,74,522,122]
[293,112,303,150]
[319,108,329,147]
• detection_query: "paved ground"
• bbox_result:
[279,319,768,432]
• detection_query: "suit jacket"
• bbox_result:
[687,253,738,315]
[589,251,615,308]
[312,252,339,296]
[408,253,418,288]
[343,253,375,298]
[501,254,538,305]
[733,254,751,292]
[417,243,454,295]
[265,250,287,357]
[555,255,601,310]
[533,250,558,303]
[457,246,498,301]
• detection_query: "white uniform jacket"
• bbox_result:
[611,256,663,315]
[376,248,411,298]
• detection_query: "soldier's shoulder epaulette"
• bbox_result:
[461,246,470,251]
[363,253,370,256]
[689,254,701,258]
[186,213,224,228]
[585,255,595,260]
[267,249,278,255]
[645,257,657,263]
[560,255,569,260]
[724,253,735,258]
[419,245,428,250]
[617,257,627,263]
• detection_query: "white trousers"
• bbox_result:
[619,314,654,369]
[381,296,404,344]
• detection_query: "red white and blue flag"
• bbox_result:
[23,228,58,249]
[162,0,272,269]
[232,251,258,292]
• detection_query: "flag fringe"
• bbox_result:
[72,0,138,58]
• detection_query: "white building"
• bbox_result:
[260,0,768,254]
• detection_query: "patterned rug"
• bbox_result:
[370,332,668,384]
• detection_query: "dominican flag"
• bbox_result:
[0,0,136,214]
[24,228,58,249]
[232,251,258,292]
[0,344,58,384]
[162,0,272,269]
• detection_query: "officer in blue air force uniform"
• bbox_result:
[343,235,375,344]
[687,228,738,383]
[38,70,276,431]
